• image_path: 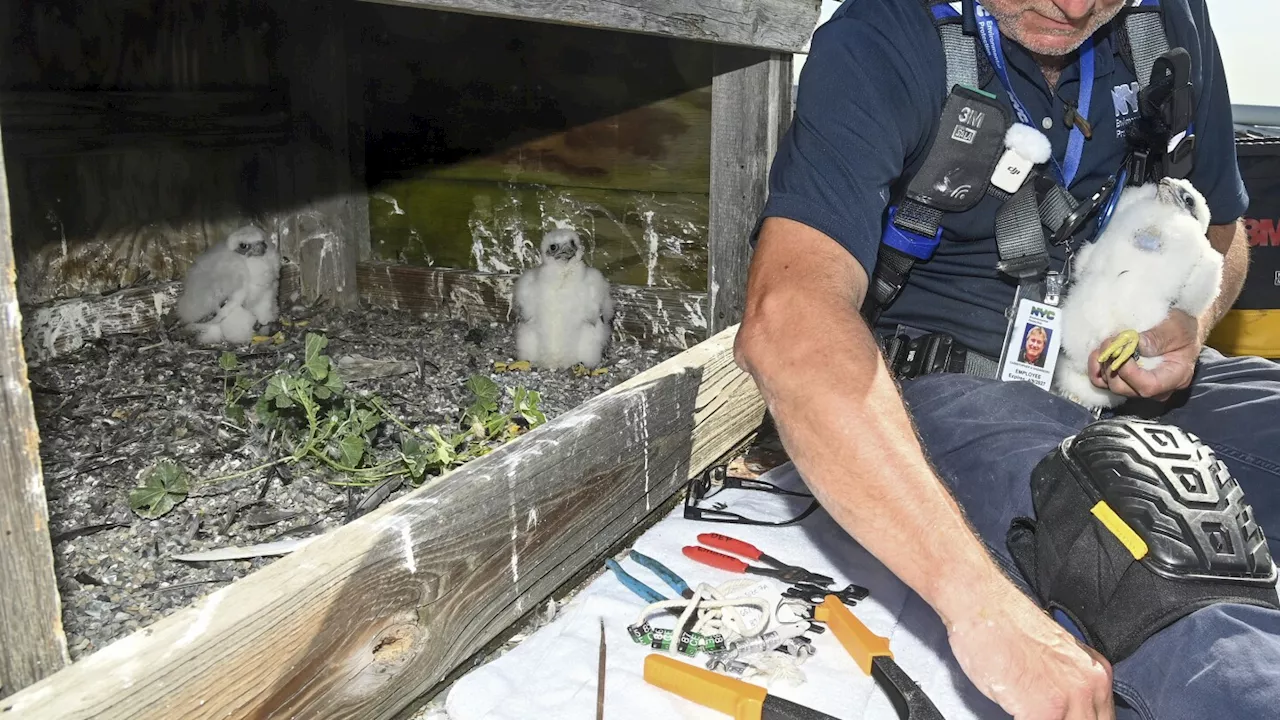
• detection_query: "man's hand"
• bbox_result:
[741,219,1117,718]
[947,584,1115,720]
[1088,309,1201,401]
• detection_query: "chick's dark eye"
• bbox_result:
[239,243,248,249]
[1182,194,1194,209]
[549,243,557,250]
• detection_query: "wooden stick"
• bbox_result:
[1,325,765,719]
[0,123,70,699]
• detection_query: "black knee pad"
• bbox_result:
[1006,418,1279,664]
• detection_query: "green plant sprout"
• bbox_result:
[131,332,548,518]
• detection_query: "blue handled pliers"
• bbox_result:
[605,550,693,604]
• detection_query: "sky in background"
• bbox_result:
[795,0,1278,107]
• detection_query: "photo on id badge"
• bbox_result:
[999,299,1061,389]
[1018,324,1052,367]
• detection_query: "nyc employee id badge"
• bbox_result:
[996,288,1063,390]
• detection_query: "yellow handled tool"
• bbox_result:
[814,596,944,720]
[644,654,838,719]
[813,594,893,674]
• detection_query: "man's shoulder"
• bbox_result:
[816,0,947,56]
[806,0,948,98]
[1147,0,1218,48]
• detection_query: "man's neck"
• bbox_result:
[1032,52,1069,90]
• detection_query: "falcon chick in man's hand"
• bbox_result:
[1053,177,1221,409]
[513,228,614,370]
[176,225,280,345]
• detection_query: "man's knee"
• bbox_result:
[1116,603,1280,719]
[1006,417,1279,663]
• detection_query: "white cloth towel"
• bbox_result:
[446,462,1007,719]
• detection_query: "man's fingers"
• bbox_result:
[1128,349,1186,395]
[1137,327,1169,358]
[1113,361,1175,399]
[1138,310,1196,358]
[1094,356,1139,397]
[1086,647,1117,720]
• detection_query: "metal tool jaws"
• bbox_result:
[871,656,945,720]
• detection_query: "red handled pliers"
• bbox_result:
[682,532,835,587]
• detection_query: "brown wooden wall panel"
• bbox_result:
[1,0,292,307]
[0,91,290,156]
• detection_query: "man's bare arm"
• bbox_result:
[1200,219,1249,339]
[734,217,1009,620]
[735,217,1113,719]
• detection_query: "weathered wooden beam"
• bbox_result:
[707,49,794,334]
[359,0,821,54]
[0,325,765,720]
[358,262,709,351]
[20,264,301,365]
[0,124,69,698]
[0,91,290,156]
[282,1,361,309]
[20,282,182,364]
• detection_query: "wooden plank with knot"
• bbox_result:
[0,325,765,719]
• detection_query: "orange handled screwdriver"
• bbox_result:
[644,654,838,719]
[813,595,944,720]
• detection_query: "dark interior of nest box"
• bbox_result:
[3,0,716,308]
[1,0,710,663]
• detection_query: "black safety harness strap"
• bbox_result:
[870,0,1186,383]
[863,2,1005,325]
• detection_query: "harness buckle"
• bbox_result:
[883,206,945,261]
[890,332,969,380]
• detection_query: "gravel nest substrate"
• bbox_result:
[29,305,680,661]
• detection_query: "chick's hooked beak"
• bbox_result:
[549,240,577,261]
[1155,178,1195,214]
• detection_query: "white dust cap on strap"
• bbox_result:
[1005,123,1053,164]
[991,123,1053,194]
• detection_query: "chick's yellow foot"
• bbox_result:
[1099,329,1141,372]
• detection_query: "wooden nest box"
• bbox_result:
[0,0,818,715]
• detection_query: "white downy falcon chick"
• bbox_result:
[1052,177,1221,409]
[514,228,614,369]
[176,225,281,345]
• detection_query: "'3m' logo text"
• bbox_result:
[1245,218,1280,247]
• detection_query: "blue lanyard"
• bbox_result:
[972,0,1094,187]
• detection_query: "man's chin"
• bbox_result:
[1014,29,1088,57]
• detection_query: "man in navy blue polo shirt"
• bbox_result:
[735,0,1280,718]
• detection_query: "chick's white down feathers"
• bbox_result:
[1052,178,1221,409]
[177,225,280,345]
[514,229,614,369]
